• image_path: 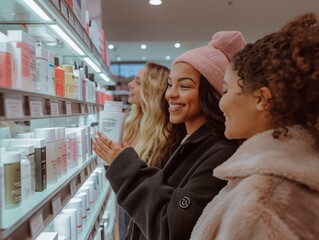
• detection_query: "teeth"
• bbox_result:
[169,104,183,109]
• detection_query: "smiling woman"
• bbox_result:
[94,31,246,240]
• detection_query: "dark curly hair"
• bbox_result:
[232,12,319,146]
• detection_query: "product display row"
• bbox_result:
[1,0,118,239]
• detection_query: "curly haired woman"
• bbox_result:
[191,12,319,240]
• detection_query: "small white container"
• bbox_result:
[67,198,82,232]
[53,213,71,240]
[61,208,77,240]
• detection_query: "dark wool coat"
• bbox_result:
[105,124,238,240]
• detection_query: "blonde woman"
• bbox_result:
[119,62,171,239]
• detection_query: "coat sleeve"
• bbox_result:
[106,146,235,240]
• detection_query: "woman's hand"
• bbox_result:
[94,131,125,165]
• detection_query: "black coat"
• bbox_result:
[105,124,238,240]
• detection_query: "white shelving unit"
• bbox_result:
[0,0,117,239]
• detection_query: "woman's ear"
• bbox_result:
[254,87,272,111]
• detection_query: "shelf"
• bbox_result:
[1,154,99,239]
[0,87,103,121]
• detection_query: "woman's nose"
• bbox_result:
[165,87,178,99]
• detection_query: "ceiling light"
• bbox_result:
[116,56,122,61]
[165,56,171,60]
[142,56,146,61]
[149,0,162,5]
[141,44,147,49]
[84,57,101,73]
[108,44,114,49]
[22,0,51,21]
[50,25,85,55]
[100,73,111,82]
[174,43,181,48]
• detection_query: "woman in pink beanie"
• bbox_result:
[94,31,245,240]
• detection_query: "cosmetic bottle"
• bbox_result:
[99,101,126,145]
[11,145,36,195]
[1,151,21,209]
[54,57,65,97]
[17,150,32,202]
[34,128,58,184]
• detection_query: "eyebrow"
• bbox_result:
[168,77,196,84]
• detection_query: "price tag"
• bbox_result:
[80,171,85,183]
[30,211,44,238]
[29,99,43,117]
[70,179,77,196]
[81,104,86,114]
[4,96,24,118]
[52,0,60,9]
[69,13,75,28]
[87,165,91,176]
[50,101,59,116]
[51,195,62,216]
[84,34,90,48]
[60,1,68,20]
[66,102,72,115]
[74,19,83,39]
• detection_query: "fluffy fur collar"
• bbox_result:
[214,125,319,191]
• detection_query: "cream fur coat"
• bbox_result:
[191,125,319,240]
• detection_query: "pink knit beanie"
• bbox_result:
[173,31,245,96]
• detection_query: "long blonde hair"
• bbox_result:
[123,62,170,167]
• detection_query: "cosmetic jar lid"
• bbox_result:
[1,151,21,164]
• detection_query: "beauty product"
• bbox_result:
[83,180,96,205]
[0,36,14,88]
[34,128,58,184]
[11,138,47,192]
[54,57,65,97]
[53,213,71,240]
[27,34,37,92]
[1,151,21,209]
[47,51,56,96]
[78,186,90,215]
[6,30,31,91]
[61,208,77,240]
[99,101,126,145]
[53,128,62,179]
[62,64,75,99]
[17,150,32,202]
[74,192,88,222]
[73,61,81,100]
[11,145,36,195]
[35,46,49,94]
[65,131,76,169]
[67,198,82,232]
[58,127,67,175]
[66,128,86,164]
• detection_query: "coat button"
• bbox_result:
[179,196,191,209]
